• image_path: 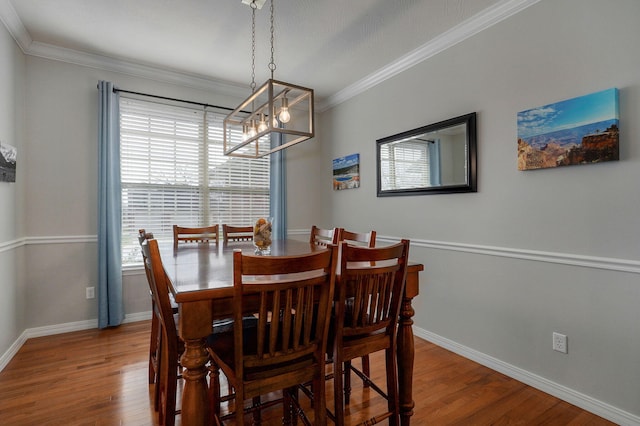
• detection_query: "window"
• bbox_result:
[120,97,270,265]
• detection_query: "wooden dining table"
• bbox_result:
[160,239,423,426]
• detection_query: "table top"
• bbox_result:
[160,239,424,303]
[160,239,326,302]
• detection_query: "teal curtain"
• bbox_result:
[270,136,287,240]
[97,81,124,328]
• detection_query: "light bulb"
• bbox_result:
[257,113,268,132]
[278,97,291,123]
[272,107,279,127]
[241,124,248,141]
[247,120,257,138]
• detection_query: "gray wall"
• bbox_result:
[1,0,639,423]
[0,19,26,360]
[314,0,640,421]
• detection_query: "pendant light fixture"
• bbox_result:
[223,0,314,158]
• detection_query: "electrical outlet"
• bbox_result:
[553,332,567,354]
[86,286,95,299]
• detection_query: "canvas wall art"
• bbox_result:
[517,88,619,171]
[333,153,360,190]
[0,140,17,183]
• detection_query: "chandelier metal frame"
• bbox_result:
[223,0,314,158]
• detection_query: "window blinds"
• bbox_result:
[120,97,270,265]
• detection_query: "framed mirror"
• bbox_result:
[377,112,477,196]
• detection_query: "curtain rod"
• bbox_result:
[115,88,235,112]
[101,85,243,113]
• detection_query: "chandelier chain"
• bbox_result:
[250,1,257,92]
[268,0,276,78]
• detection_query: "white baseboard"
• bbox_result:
[414,327,640,426]
[0,311,152,373]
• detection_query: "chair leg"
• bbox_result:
[385,347,400,426]
[208,361,221,418]
[344,360,352,405]
[149,306,160,384]
[333,359,345,426]
[361,355,370,388]
[313,373,327,425]
[252,396,261,425]
[154,331,163,410]
[283,389,293,426]
[158,336,178,426]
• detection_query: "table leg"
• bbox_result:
[398,263,422,426]
[179,300,214,426]
[397,295,415,426]
[180,338,211,426]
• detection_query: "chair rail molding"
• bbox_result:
[288,229,640,275]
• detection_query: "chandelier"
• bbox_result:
[223,0,315,158]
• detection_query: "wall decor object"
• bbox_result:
[517,88,619,171]
[333,153,360,190]
[377,112,477,196]
[0,140,17,183]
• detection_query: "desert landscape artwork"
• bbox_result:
[517,88,619,171]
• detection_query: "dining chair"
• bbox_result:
[142,237,186,426]
[138,229,164,391]
[143,237,254,426]
[173,224,219,250]
[330,240,410,426]
[222,224,253,244]
[336,228,377,385]
[309,225,341,247]
[207,245,338,425]
[339,229,376,248]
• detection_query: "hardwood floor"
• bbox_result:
[0,320,614,425]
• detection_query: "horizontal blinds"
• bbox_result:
[120,98,270,265]
[206,112,270,227]
[379,141,431,191]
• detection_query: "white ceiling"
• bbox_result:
[0,0,536,109]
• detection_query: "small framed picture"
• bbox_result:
[0,141,17,183]
[333,153,360,190]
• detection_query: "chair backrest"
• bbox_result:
[309,225,340,247]
[222,224,253,244]
[173,224,219,250]
[339,229,376,248]
[138,229,155,287]
[141,238,179,353]
[231,245,338,390]
[335,240,410,340]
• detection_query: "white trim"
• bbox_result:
[405,237,640,274]
[415,327,640,426]
[0,237,24,253]
[24,235,97,245]
[4,232,639,275]
[26,41,248,98]
[319,0,541,111]
[0,0,32,50]
[0,312,152,372]
[0,330,27,372]
[0,0,538,110]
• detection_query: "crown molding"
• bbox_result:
[319,0,541,111]
[1,0,539,112]
[0,0,32,50]
[26,41,249,98]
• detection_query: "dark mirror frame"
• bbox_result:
[376,112,477,196]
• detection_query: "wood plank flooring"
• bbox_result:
[0,320,615,425]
